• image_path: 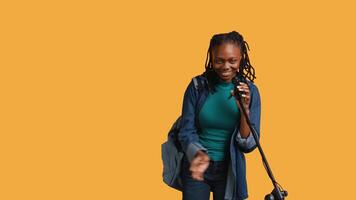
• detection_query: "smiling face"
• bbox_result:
[211,42,242,83]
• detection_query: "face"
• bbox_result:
[211,42,242,82]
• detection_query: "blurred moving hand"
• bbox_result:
[189,150,210,181]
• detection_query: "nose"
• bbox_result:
[222,62,231,69]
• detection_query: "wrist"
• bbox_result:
[241,110,250,118]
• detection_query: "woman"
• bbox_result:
[178,31,261,200]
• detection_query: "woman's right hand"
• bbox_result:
[189,150,210,181]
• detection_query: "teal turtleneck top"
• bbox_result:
[198,79,241,161]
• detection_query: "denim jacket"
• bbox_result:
[178,74,261,200]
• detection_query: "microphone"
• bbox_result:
[264,188,288,200]
[229,73,247,101]
[230,72,289,200]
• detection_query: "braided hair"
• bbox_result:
[203,31,256,93]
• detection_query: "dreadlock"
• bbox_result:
[203,31,256,93]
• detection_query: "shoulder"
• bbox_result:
[192,73,207,82]
[188,73,208,89]
[183,74,201,96]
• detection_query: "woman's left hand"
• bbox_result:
[231,82,250,112]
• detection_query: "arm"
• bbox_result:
[177,79,208,163]
[236,83,261,153]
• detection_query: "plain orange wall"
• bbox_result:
[1,0,356,199]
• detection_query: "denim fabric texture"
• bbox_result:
[181,155,229,200]
[177,74,261,200]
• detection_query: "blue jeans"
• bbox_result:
[181,155,229,200]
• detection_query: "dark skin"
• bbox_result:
[190,42,251,181]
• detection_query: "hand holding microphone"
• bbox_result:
[229,77,251,112]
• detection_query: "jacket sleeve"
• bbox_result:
[236,83,261,153]
[178,79,208,163]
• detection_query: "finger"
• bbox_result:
[190,163,206,173]
[237,85,250,92]
[239,82,248,86]
[241,94,250,104]
[237,83,249,89]
[191,161,209,171]
[241,94,250,103]
[197,173,204,181]
[192,171,203,177]
[192,172,204,181]
[238,91,250,98]
[241,86,250,92]
[241,94,250,99]
[202,154,210,162]
[192,154,204,163]
[239,89,250,96]
[237,87,250,95]
[239,83,249,90]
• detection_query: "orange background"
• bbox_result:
[1,0,356,199]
